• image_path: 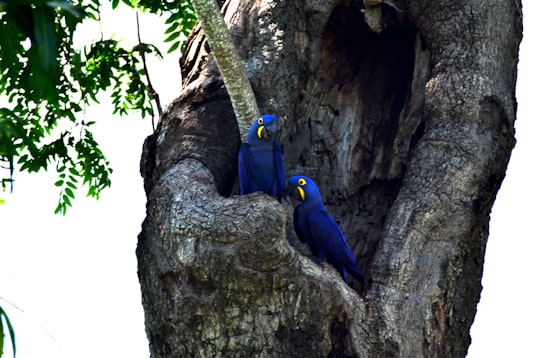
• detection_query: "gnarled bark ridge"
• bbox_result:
[138,0,522,356]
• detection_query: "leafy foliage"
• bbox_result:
[161,1,196,53]
[113,0,196,53]
[0,0,196,213]
[0,305,16,358]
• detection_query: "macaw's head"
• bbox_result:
[247,114,279,144]
[286,175,323,206]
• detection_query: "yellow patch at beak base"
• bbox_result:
[296,186,305,201]
[257,125,265,139]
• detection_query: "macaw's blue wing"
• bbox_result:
[238,143,258,195]
[272,142,285,201]
[299,208,365,285]
[238,141,284,201]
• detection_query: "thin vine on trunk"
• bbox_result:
[190,0,260,138]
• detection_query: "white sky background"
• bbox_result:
[0,1,538,357]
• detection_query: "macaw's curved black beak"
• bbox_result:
[257,120,279,141]
[284,182,305,201]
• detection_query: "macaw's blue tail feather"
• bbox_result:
[347,265,366,286]
[329,259,366,286]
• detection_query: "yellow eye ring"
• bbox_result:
[298,178,307,186]
[257,117,264,125]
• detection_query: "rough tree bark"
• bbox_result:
[137,0,522,357]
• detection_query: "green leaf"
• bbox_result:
[68,167,79,176]
[0,310,4,356]
[164,30,181,43]
[62,194,72,206]
[54,179,64,186]
[167,40,180,54]
[164,21,180,34]
[65,186,75,198]
[54,202,66,215]
[0,306,16,358]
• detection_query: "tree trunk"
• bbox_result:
[137,0,522,356]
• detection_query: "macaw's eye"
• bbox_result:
[298,178,307,186]
[257,117,264,125]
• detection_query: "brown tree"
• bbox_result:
[137,0,522,356]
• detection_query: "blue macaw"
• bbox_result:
[238,114,285,201]
[287,175,365,285]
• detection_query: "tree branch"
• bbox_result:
[191,0,260,138]
[136,12,162,130]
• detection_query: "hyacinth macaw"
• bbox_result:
[287,175,365,285]
[238,114,285,201]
